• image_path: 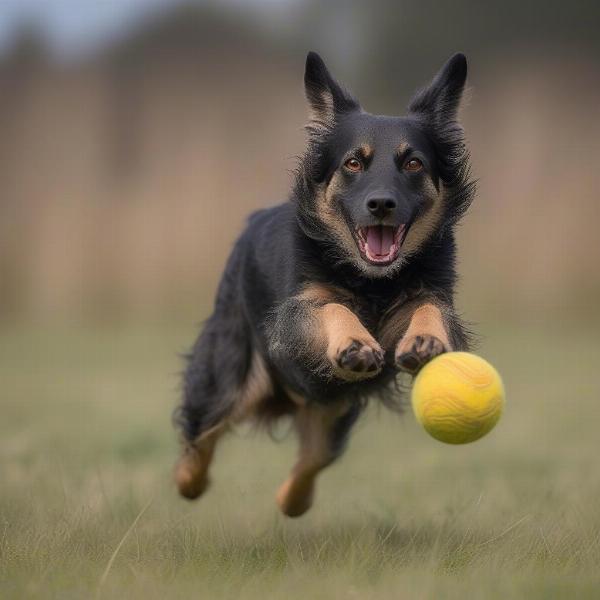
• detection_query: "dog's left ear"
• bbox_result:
[407,53,467,126]
[304,51,360,131]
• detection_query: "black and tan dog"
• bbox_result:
[174,52,475,517]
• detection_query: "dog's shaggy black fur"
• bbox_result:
[174,52,475,516]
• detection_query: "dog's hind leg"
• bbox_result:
[174,305,273,499]
[175,421,226,499]
[276,399,362,517]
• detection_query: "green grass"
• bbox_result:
[1,319,599,599]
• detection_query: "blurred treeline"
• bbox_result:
[1,1,599,324]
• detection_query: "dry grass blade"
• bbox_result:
[97,496,154,591]
[478,515,530,548]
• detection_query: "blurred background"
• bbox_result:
[1,0,599,325]
[2,3,600,598]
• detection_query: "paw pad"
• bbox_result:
[396,334,447,374]
[337,340,384,375]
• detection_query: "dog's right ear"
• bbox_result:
[304,52,360,131]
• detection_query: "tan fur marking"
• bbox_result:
[233,351,274,421]
[315,176,362,263]
[395,303,450,358]
[297,282,338,305]
[360,143,373,159]
[276,401,350,517]
[284,386,308,407]
[295,283,381,380]
[175,423,225,499]
[402,182,446,256]
[319,303,381,379]
[396,141,409,154]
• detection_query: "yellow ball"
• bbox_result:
[411,352,505,444]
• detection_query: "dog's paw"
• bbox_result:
[334,339,384,380]
[174,447,211,500]
[276,477,315,518]
[395,334,448,374]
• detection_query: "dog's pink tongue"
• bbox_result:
[367,226,394,255]
[366,226,382,254]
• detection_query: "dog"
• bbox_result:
[174,52,475,517]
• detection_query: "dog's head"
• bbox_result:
[294,52,474,278]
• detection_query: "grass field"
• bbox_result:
[1,318,600,599]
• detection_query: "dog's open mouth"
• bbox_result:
[355,225,405,265]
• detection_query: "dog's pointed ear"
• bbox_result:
[304,51,360,130]
[407,53,467,125]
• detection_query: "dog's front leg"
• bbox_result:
[395,302,451,373]
[381,299,453,374]
[269,285,384,381]
[318,302,385,380]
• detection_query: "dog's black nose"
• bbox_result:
[366,197,397,219]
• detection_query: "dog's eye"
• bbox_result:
[344,158,363,172]
[404,158,423,172]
